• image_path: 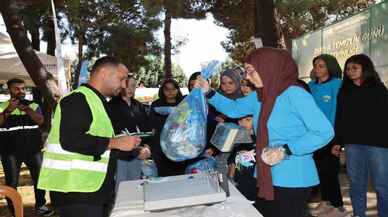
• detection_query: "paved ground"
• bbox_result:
[0,161,378,217]
[307,172,377,217]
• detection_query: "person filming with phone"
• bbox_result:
[0,78,54,216]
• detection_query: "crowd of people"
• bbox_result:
[0,48,387,217]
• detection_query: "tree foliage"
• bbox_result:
[15,1,67,54]
[0,0,61,132]
[62,0,162,88]
[136,55,188,88]
[143,0,212,78]
[208,0,378,62]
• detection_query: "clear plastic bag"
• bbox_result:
[160,88,208,161]
[141,159,158,178]
[153,106,175,116]
[210,123,253,153]
[160,60,220,162]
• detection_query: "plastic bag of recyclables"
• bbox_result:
[160,60,220,161]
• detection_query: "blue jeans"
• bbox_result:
[345,144,388,217]
[115,159,142,192]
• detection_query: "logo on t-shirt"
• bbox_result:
[323,95,331,102]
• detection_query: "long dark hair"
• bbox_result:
[343,54,382,88]
[296,79,311,93]
[158,79,183,103]
[312,54,342,79]
[188,72,201,92]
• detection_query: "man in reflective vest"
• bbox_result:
[0,78,54,216]
[38,56,141,217]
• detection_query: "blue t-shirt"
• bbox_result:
[208,86,334,187]
[308,78,342,125]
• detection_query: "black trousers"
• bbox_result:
[315,153,344,207]
[234,166,257,201]
[55,204,110,217]
[1,152,46,212]
[255,186,312,217]
[153,149,186,177]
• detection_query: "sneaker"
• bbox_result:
[36,205,55,217]
[323,207,350,217]
[311,201,333,216]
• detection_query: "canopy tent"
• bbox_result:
[0,32,69,86]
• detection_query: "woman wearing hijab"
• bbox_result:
[213,68,246,176]
[219,68,244,99]
[149,79,185,176]
[213,68,244,123]
[308,54,346,217]
[202,47,334,217]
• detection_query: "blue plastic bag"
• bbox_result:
[185,157,217,174]
[160,60,220,162]
[201,60,221,80]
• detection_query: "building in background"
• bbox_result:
[292,1,388,85]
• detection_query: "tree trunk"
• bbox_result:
[30,22,41,51]
[46,16,56,56]
[282,28,292,51]
[254,0,282,47]
[0,0,59,131]
[72,34,84,89]
[163,10,172,79]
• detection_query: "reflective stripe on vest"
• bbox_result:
[38,86,114,193]
[46,143,110,159]
[42,158,108,172]
[0,125,39,132]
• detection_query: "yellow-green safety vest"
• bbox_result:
[0,101,40,132]
[38,86,114,193]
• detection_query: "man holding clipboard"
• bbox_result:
[38,57,141,217]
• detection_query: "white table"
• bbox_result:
[111,178,263,217]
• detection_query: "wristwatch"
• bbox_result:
[282,144,292,155]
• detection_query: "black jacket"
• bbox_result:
[335,83,388,148]
[108,97,151,160]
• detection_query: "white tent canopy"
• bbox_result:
[0,32,66,86]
